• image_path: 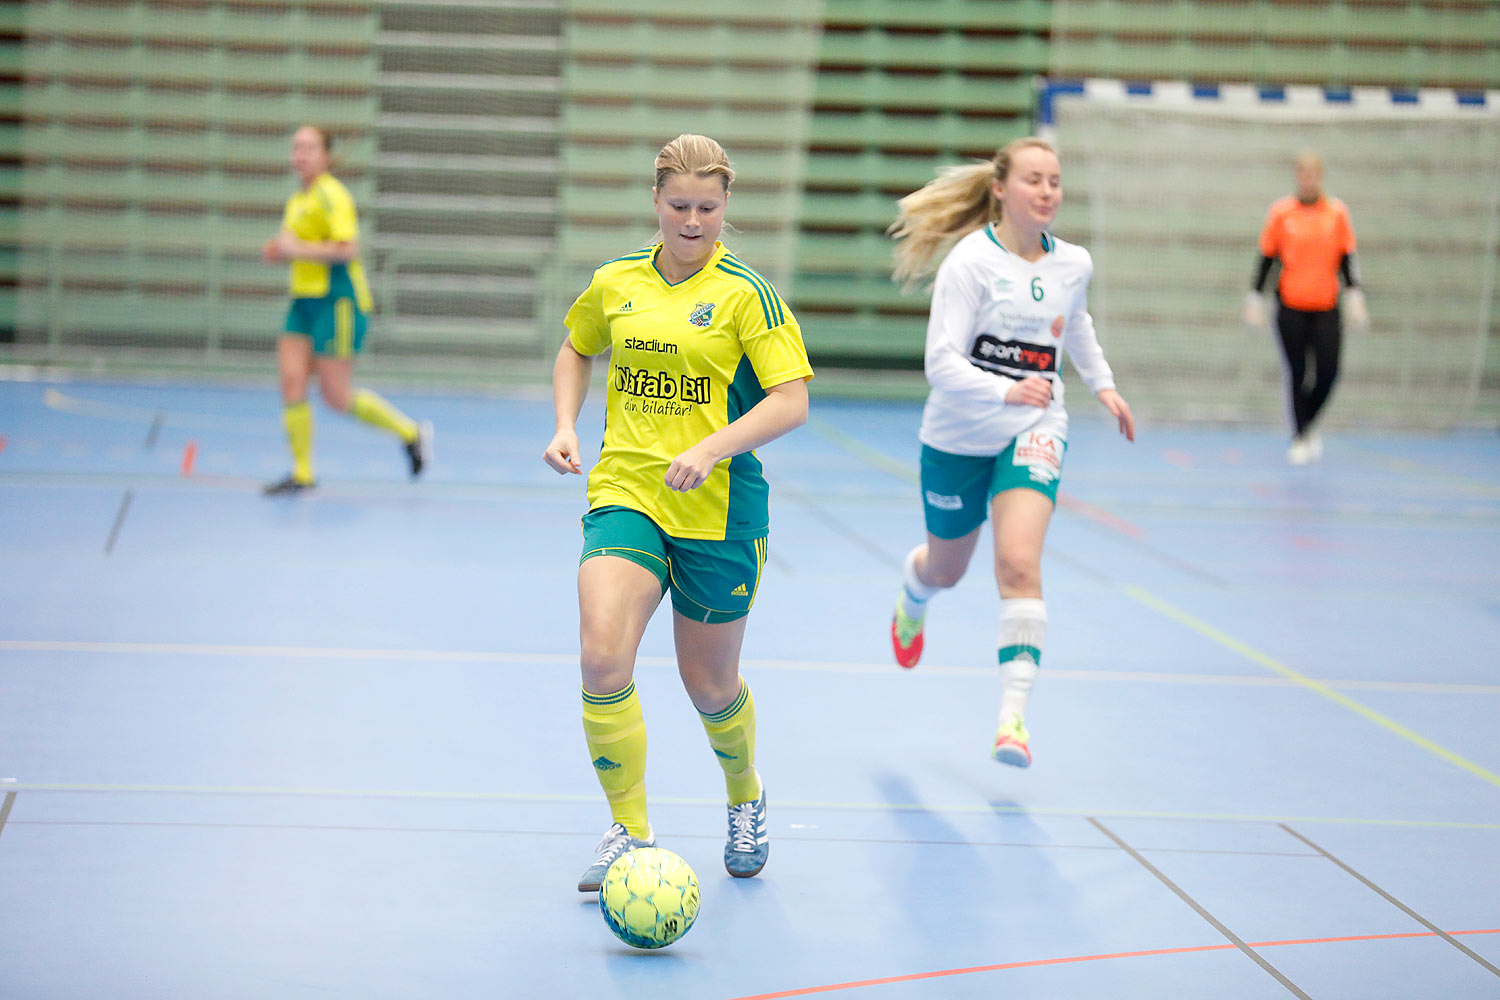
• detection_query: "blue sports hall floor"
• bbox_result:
[2,375,1498,999]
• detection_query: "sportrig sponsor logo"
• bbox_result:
[970,335,1057,374]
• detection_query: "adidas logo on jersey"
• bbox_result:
[618,300,633,312]
[730,583,749,597]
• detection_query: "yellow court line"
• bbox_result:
[5,782,1498,831]
[1125,585,1500,791]
[807,417,918,484]
[1335,440,1500,499]
[808,415,1500,789]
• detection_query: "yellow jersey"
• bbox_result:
[565,241,814,541]
[281,172,374,312]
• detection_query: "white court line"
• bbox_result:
[42,388,256,432]
[2,639,1499,695]
[4,781,1498,831]
[37,386,586,450]
[4,467,1492,526]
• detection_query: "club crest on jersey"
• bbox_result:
[689,301,716,328]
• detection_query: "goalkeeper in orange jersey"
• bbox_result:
[1243,150,1367,465]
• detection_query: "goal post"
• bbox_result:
[1039,79,1500,430]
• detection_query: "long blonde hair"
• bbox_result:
[889,136,1057,288]
[654,133,735,192]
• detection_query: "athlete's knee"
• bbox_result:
[579,650,634,695]
[995,552,1041,593]
[922,560,966,589]
[319,381,351,412]
[579,627,638,692]
[278,371,307,402]
[680,670,740,715]
[579,622,630,665]
[919,544,971,589]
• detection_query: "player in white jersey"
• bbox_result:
[887,137,1135,767]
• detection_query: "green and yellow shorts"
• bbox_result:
[284,293,367,358]
[580,505,767,624]
[920,422,1068,539]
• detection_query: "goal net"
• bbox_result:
[1041,79,1500,429]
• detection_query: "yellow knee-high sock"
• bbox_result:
[282,401,315,484]
[699,680,760,805]
[582,682,650,838]
[350,388,417,442]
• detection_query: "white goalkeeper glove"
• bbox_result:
[1242,291,1268,333]
[1343,288,1369,334]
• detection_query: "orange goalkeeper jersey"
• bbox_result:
[1257,195,1356,312]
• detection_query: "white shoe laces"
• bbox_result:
[728,802,759,852]
[592,823,633,866]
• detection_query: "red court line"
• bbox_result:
[726,928,1500,1000]
[1056,491,1146,539]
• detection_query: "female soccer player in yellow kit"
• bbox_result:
[261,125,431,494]
[543,134,813,892]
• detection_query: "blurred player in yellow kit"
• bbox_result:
[261,124,431,494]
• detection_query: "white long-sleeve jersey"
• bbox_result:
[918,225,1117,456]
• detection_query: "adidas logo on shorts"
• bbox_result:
[730,583,749,597]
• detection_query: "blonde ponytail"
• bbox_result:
[889,136,1057,289]
[888,163,996,289]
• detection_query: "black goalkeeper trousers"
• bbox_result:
[1275,303,1341,436]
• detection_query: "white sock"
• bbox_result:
[998,598,1046,724]
[897,545,938,620]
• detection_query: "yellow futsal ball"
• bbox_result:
[599,847,701,950]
